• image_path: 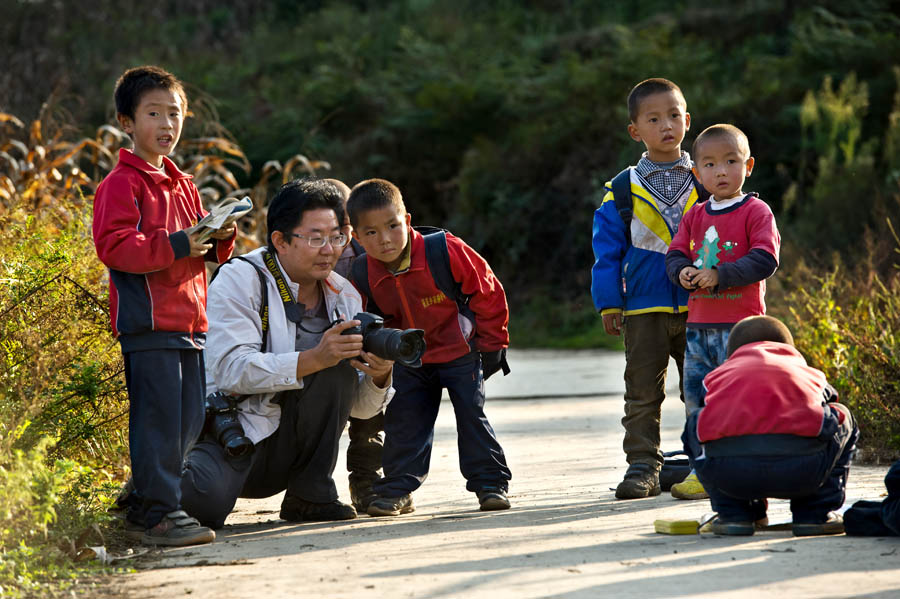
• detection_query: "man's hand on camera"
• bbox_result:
[350,351,393,388]
[296,319,364,379]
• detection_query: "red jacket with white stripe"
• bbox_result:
[92,149,234,351]
[363,227,509,364]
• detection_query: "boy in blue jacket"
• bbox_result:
[591,78,706,499]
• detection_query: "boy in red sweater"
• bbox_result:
[346,178,512,516]
[92,66,235,546]
[665,123,781,499]
[682,316,858,536]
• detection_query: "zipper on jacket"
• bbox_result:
[393,276,417,328]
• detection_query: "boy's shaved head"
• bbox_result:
[322,178,351,201]
[627,78,685,122]
[693,124,751,160]
[346,178,407,227]
[726,315,794,357]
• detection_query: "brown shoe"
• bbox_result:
[615,463,661,499]
[141,511,215,547]
[367,494,415,517]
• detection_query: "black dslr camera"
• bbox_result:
[204,392,254,459]
[342,312,426,367]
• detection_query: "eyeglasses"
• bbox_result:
[285,232,349,248]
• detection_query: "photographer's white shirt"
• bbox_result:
[204,247,393,444]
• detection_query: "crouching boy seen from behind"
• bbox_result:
[347,178,513,516]
[682,315,858,536]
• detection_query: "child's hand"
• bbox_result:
[679,267,699,290]
[209,225,236,240]
[188,231,214,257]
[602,312,623,336]
[692,268,719,289]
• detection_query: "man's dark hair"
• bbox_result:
[266,178,346,253]
[114,65,188,120]
[726,315,795,357]
[692,123,751,161]
[346,178,406,228]
[627,78,685,122]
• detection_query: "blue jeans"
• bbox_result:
[683,327,730,416]
[682,406,858,524]
[374,353,511,497]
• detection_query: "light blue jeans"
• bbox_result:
[683,327,731,416]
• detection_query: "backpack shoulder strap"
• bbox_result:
[349,254,386,317]
[611,167,634,246]
[211,256,269,351]
[690,171,711,203]
[422,230,471,312]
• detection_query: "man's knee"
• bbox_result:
[181,442,250,528]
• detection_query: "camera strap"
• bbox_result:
[262,250,305,324]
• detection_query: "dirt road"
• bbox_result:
[112,350,900,598]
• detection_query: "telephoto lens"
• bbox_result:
[342,312,426,367]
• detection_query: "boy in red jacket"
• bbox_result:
[682,315,858,536]
[346,178,512,516]
[92,66,235,546]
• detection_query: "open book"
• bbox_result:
[189,196,253,243]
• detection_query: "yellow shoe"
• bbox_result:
[670,473,709,500]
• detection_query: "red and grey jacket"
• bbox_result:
[362,227,509,364]
[696,341,840,442]
[92,149,234,351]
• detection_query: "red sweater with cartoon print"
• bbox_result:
[668,194,780,327]
[92,149,234,351]
[362,227,509,364]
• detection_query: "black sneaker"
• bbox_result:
[793,512,845,537]
[476,487,511,511]
[615,463,661,499]
[141,511,215,547]
[280,495,357,522]
[707,516,755,536]
[367,494,415,517]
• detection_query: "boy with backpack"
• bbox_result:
[346,178,512,515]
[591,78,707,499]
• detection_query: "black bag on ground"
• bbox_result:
[659,450,691,492]
[844,500,898,536]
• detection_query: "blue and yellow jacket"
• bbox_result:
[591,169,703,316]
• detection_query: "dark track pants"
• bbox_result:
[180,362,356,529]
[347,412,385,495]
[123,348,206,528]
[683,407,858,523]
[374,353,511,497]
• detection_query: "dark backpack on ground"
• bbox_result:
[349,226,473,323]
[611,167,711,246]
